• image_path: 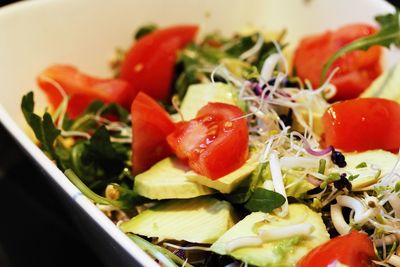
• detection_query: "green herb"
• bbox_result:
[21,92,63,167]
[70,126,130,187]
[395,181,400,192]
[320,172,341,188]
[355,162,367,168]
[225,163,267,204]
[244,187,286,212]
[318,159,326,174]
[348,174,360,181]
[322,10,400,81]
[134,24,158,40]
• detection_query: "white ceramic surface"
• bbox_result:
[0,0,395,266]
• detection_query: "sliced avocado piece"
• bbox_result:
[180,82,238,120]
[211,204,329,267]
[134,157,215,200]
[120,197,236,244]
[186,160,258,194]
[344,150,398,190]
[361,63,400,102]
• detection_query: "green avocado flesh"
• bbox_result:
[180,82,238,120]
[120,197,236,244]
[134,157,215,200]
[186,159,258,194]
[211,204,329,267]
[344,150,398,190]
[361,62,400,103]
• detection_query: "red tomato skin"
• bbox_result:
[131,92,176,174]
[293,24,381,102]
[37,65,132,118]
[119,25,198,102]
[167,102,249,179]
[322,98,400,152]
[297,231,376,267]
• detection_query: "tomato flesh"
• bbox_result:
[167,102,249,179]
[119,25,198,102]
[322,98,400,152]
[298,231,376,267]
[293,24,381,102]
[131,92,176,174]
[37,65,132,118]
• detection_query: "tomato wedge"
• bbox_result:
[119,25,198,102]
[297,231,376,267]
[167,103,248,179]
[37,65,132,118]
[322,98,400,152]
[293,24,382,102]
[131,92,176,174]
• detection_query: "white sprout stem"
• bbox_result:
[387,254,400,267]
[272,40,289,76]
[388,194,400,218]
[336,195,373,225]
[259,53,282,85]
[225,236,263,253]
[163,243,211,252]
[257,223,314,242]
[239,33,264,60]
[374,234,400,247]
[61,130,91,139]
[269,151,288,217]
[331,204,351,235]
[279,156,320,169]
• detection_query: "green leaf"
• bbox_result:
[69,126,130,187]
[355,162,367,168]
[21,92,62,166]
[134,24,158,40]
[321,10,400,81]
[225,163,267,204]
[244,187,286,212]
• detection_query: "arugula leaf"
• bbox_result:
[244,187,286,212]
[70,126,130,187]
[322,10,400,80]
[21,92,62,166]
[225,163,267,204]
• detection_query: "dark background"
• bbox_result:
[1,0,399,266]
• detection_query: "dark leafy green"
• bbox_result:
[244,187,286,212]
[134,24,158,40]
[322,10,400,80]
[21,92,63,167]
[225,163,267,204]
[70,126,131,187]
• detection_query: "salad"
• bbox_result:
[21,7,400,267]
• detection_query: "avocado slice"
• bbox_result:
[134,157,215,200]
[186,159,258,194]
[120,197,236,244]
[211,204,329,267]
[180,82,239,120]
[344,150,398,190]
[361,63,400,103]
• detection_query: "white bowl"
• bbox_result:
[0,0,395,266]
